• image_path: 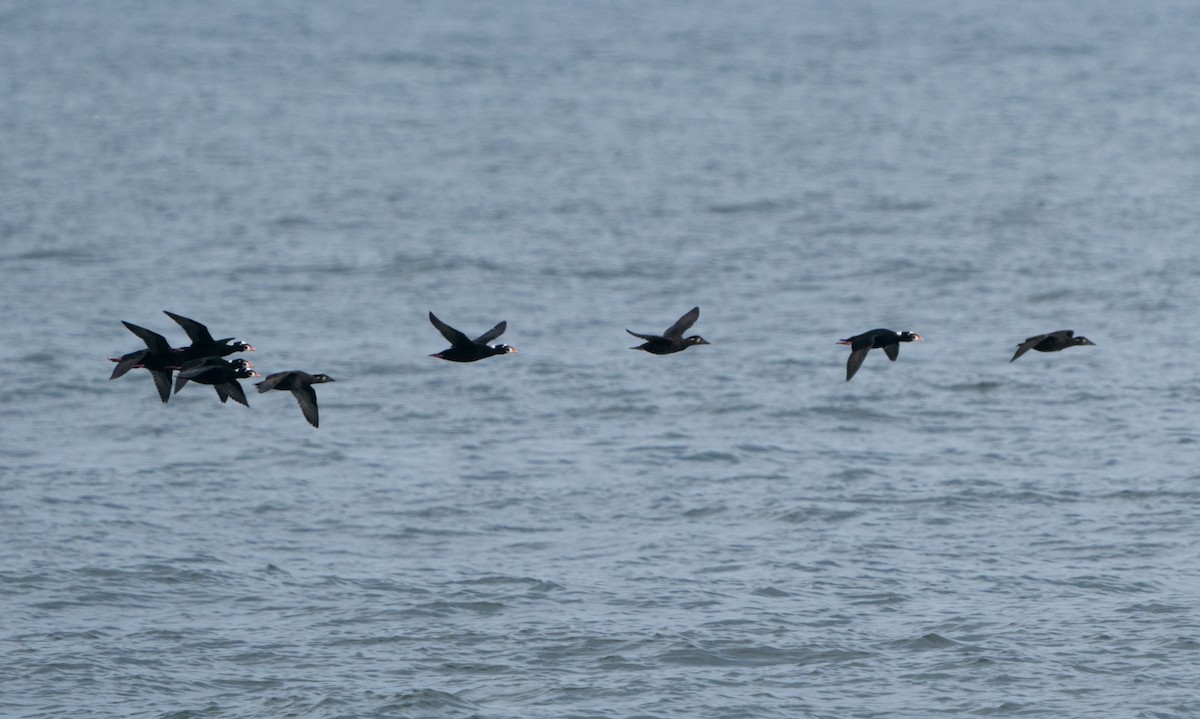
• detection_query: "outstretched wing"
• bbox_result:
[123,321,172,354]
[846,347,871,381]
[255,371,290,393]
[220,381,249,407]
[110,350,147,379]
[164,311,216,346]
[150,369,173,403]
[291,386,320,428]
[883,343,900,362]
[473,321,507,345]
[626,329,663,341]
[1010,334,1047,362]
[663,307,700,339]
[429,312,472,347]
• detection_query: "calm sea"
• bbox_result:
[3,1,1200,717]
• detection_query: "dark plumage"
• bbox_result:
[164,311,255,363]
[255,371,336,428]
[173,357,259,407]
[627,306,710,354]
[109,321,177,403]
[837,329,923,381]
[110,313,253,404]
[1010,330,1096,362]
[428,312,517,362]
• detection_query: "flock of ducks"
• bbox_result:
[109,308,1097,428]
[109,311,334,427]
[621,308,1095,380]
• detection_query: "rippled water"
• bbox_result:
[4,1,1200,717]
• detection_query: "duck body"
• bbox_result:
[428,312,517,362]
[174,357,259,406]
[256,371,336,428]
[837,328,923,381]
[110,314,254,403]
[109,321,178,403]
[627,306,709,355]
[164,311,255,364]
[1010,330,1095,362]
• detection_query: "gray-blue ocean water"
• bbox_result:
[3,1,1200,716]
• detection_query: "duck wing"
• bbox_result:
[255,371,291,393]
[123,321,172,354]
[110,350,147,379]
[219,381,249,407]
[150,369,174,403]
[1010,333,1048,362]
[662,307,700,339]
[290,386,320,427]
[473,321,507,345]
[429,312,472,347]
[163,311,216,346]
[883,343,900,362]
[626,329,664,342]
[846,347,871,381]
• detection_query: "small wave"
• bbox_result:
[383,251,504,273]
[366,50,441,66]
[454,575,564,592]
[751,586,790,598]
[371,689,479,713]
[807,405,894,422]
[1042,574,1158,594]
[898,632,959,650]
[658,641,863,668]
[682,504,726,518]
[945,381,1004,392]
[775,506,863,524]
[1117,602,1189,615]
[415,599,507,615]
[706,197,797,215]
[4,248,98,262]
[866,196,934,213]
[269,214,313,228]
[828,467,878,481]
[681,451,738,463]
